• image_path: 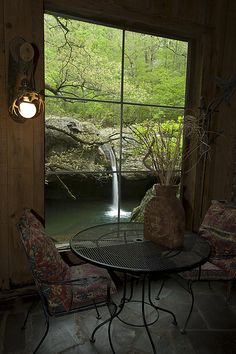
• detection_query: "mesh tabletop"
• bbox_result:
[70,222,211,275]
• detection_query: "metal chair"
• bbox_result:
[155,262,234,333]
[17,208,116,353]
[156,200,236,333]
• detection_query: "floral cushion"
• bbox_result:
[181,261,233,281]
[199,200,236,259]
[18,209,72,310]
[70,263,116,305]
[20,209,70,279]
[212,258,236,278]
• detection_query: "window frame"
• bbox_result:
[44,3,207,231]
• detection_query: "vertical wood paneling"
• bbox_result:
[0,0,44,288]
[204,1,236,205]
[173,0,208,25]
[8,169,34,283]
[45,0,210,25]
[192,29,217,229]
[44,0,208,39]
[33,3,45,218]
[181,36,205,229]
[196,0,231,224]
[0,0,9,289]
[7,121,34,169]
[181,0,231,229]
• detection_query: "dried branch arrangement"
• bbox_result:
[129,115,209,185]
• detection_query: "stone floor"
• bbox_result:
[0,278,236,354]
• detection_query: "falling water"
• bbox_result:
[104,145,130,218]
[109,147,119,212]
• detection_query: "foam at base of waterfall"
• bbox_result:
[105,207,131,218]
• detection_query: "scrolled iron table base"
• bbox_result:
[90,273,177,354]
[70,223,211,354]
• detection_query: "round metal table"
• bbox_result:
[70,222,211,353]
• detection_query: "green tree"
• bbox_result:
[44,14,188,126]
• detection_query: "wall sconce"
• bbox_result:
[8,37,44,122]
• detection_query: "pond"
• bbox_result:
[45,198,140,242]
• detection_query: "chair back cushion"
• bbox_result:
[199,200,236,259]
[18,209,72,310]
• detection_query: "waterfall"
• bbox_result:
[102,144,130,218]
[108,147,119,212]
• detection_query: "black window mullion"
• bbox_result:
[117,29,125,222]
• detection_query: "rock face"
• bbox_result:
[46,116,150,174]
[45,173,156,201]
[46,117,101,152]
[45,116,155,201]
[45,116,109,173]
[130,187,154,222]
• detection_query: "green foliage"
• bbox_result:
[129,117,184,184]
[44,14,189,180]
[44,14,188,126]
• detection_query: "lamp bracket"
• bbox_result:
[8,37,42,122]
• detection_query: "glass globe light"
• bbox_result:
[19,99,37,119]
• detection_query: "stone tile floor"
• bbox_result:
[0,278,236,354]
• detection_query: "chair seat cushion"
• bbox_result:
[70,263,116,305]
[200,200,236,236]
[180,261,233,281]
[199,200,236,259]
[212,258,236,279]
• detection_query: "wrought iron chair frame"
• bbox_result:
[17,223,115,354]
[156,265,235,334]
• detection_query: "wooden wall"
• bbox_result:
[0,1,44,289]
[201,1,236,213]
[0,0,236,289]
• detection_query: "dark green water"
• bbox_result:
[45,198,139,242]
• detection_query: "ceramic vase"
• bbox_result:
[144,184,185,249]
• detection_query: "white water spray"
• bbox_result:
[105,146,130,218]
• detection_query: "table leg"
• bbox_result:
[142,275,157,354]
[148,277,178,326]
[90,274,128,352]
[107,275,128,353]
[118,274,159,353]
[90,273,178,354]
[90,300,117,342]
[181,280,194,334]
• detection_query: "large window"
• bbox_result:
[44,14,188,242]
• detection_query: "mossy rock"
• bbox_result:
[130,186,155,222]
